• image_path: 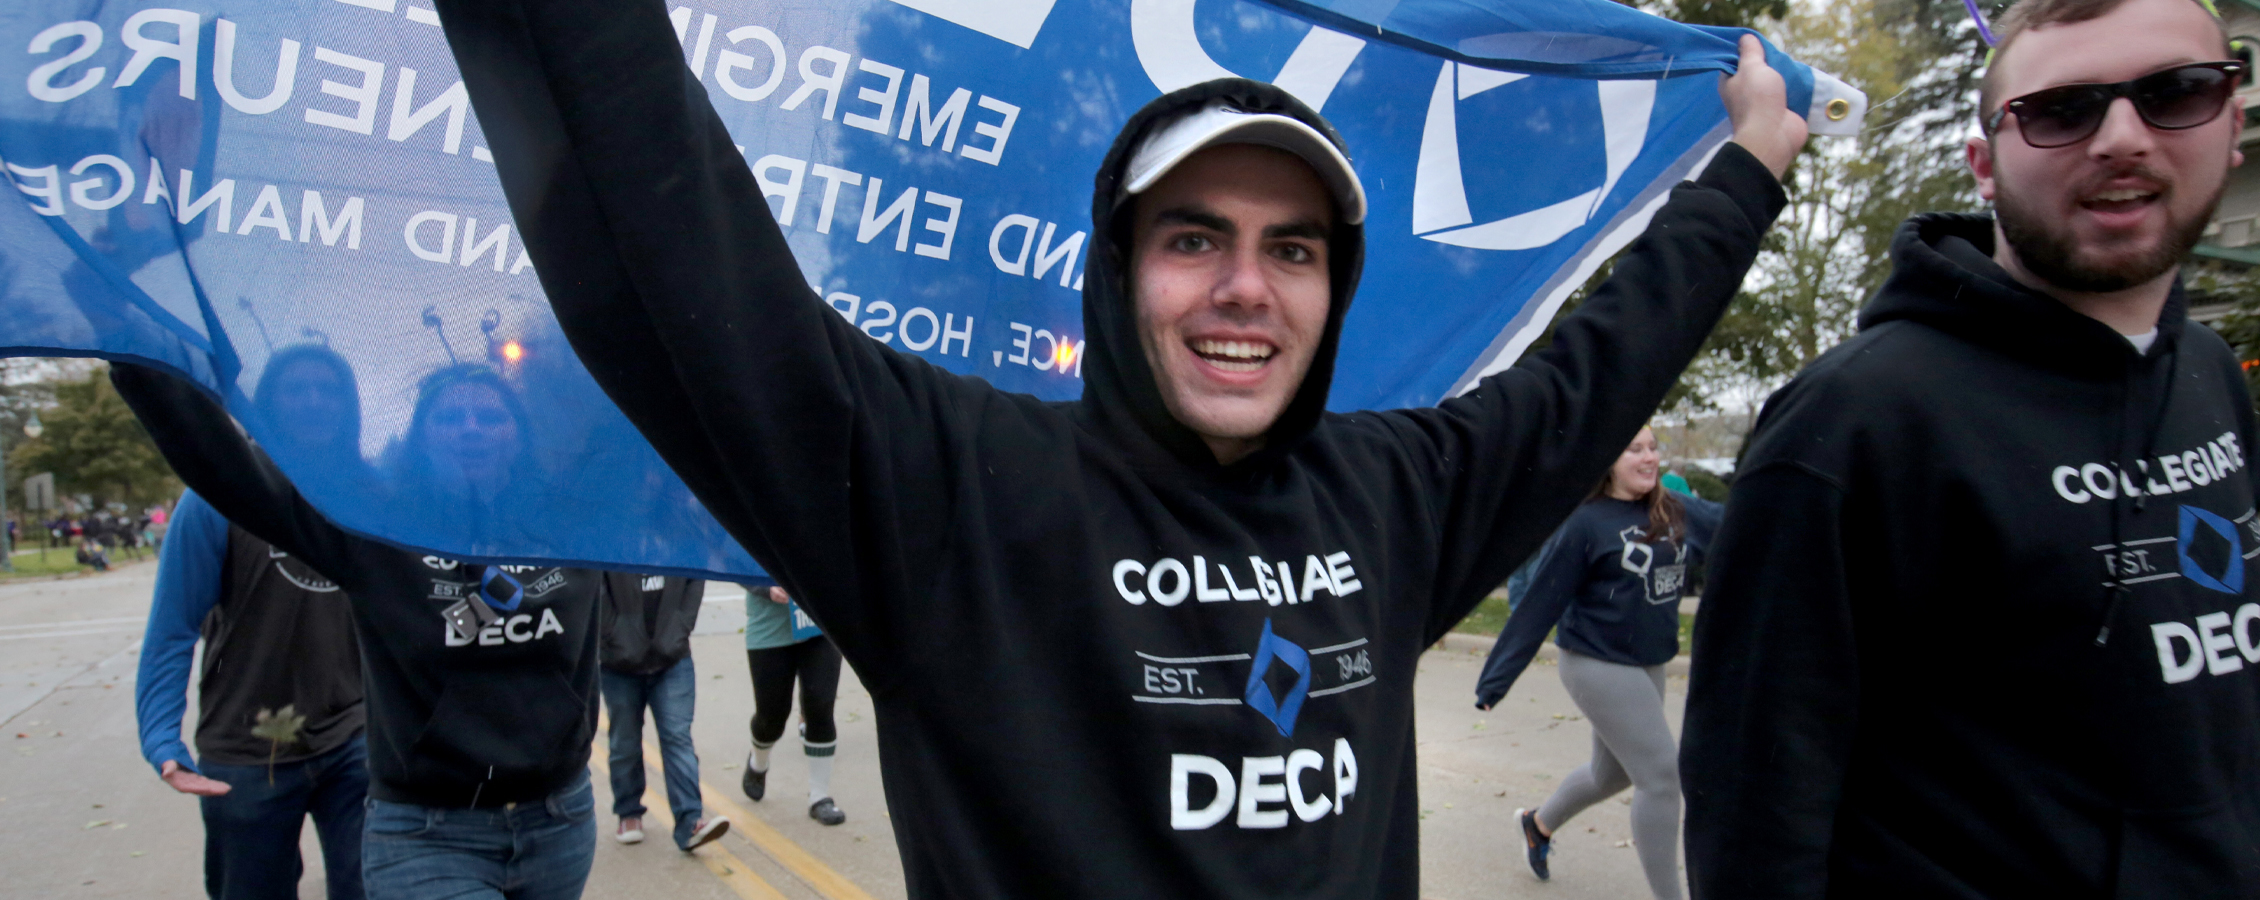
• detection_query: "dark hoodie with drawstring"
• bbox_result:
[1683,213,2260,899]
[108,364,611,812]
[416,1,1782,895]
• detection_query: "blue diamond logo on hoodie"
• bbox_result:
[1243,619,1312,738]
[480,566,525,611]
[2177,505,2244,595]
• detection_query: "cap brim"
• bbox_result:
[1122,104,1366,226]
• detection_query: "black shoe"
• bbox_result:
[1517,808,1553,881]
[809,798,846,826]
[742,765,767,801]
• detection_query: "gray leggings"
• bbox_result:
[1537,649,1683,900]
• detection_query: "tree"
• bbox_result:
[12,364,179,510]
[1540,0,1991,414]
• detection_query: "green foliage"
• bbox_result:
[12,364,179,510]
[1619,0,1790,28]
[1,546,117,578]
[1454,593,1512,637]
[2186,260,2260,404]
[1539,0,1993,413]
[250,704,306,785]
[1679,467,1731,501]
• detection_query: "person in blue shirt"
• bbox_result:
[1474,426,1721,900]
[134,345,372,900]
[136,490,368,900]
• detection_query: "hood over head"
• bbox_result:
[1077,78,1367,474]
[1860,213,2189,377]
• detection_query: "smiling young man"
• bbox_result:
[1683,0,2260,896]
[266,3,1809,896]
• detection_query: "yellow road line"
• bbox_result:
[589,729,788,900]
[688,768,880,900]
[629,736,878,900]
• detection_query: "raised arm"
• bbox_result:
[1403,37,1801,640]
[111,366,357,581]
[433,0,987,658]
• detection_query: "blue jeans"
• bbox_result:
[197,735,369,900]
[598,657,705,848]
[361,772,596,900]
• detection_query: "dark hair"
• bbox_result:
[252,343,363,461]
[1588,444,1687,546]
[1978,0,2231,131]
[398,363,537,491]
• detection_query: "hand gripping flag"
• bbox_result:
[0,0,1861,578]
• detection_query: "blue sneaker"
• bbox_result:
[1517,808,1553,880]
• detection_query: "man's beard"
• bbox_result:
[1995,171,2218,293]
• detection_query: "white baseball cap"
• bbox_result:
[1121,100,1367,226]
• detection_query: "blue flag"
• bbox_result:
[0,0,1860,578]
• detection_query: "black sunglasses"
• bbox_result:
[1984,61,2243,148]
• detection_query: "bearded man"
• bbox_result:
[1683,0,2260,897]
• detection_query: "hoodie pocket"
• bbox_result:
[2113,797,2260,900]
[405,671,591,794]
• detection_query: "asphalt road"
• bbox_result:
[0,564,1676,900]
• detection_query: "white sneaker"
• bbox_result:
[616,816,645,844]
[682,816,730,852]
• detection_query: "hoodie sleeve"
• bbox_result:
[1681,493,1726,554]
[134,489,227,775]
[1679,462,1859,900]
[1474,513,1590,708]
[1390,143,1785,642]
[110,366,359,585]
[431,0,993,676]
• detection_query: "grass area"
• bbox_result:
[1451,593,1697,651]
[1455,594,1514,637]
[0,546,154,580]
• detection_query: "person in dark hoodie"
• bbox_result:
[1682,0,2260,897]
[596,572,730,851]
[112,359,612,900]
[385,2,1805,896]
[1474,426,1723,899]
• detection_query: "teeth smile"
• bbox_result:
[1193,339,1275,373]
[2087,189,2155,203]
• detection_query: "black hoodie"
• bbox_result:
[1683,214,2260,899]
[112,369,608,810]
[420,1,1781,894]
[599,573,705,675]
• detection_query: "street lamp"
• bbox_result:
[1,412,38,574]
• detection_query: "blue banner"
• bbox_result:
[0,0,1859,578]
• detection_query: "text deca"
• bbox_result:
[1170,738,1357,830]
[443,607,566,648]
[1114,552,1363,607]
[2152,603,2260,684]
